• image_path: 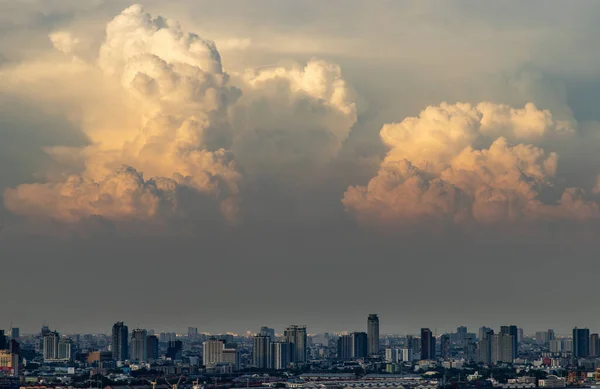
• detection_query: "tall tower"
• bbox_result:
[284,325,307,363]
[202,338,225,366]
[111,322,129,361]
[130,329,148,362]
[573,327,590,358]
[420,328,434,360]
[367,314,379,355]
[271,341,293,370]
[43,331,60,361]
[253,334,271,368]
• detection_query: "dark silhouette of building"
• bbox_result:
[591,333,600,356]
[440,334,450,359]
[367,314,379,355]
[478,329,494,364]
[337,335,353,360]
[253,335,271,368]
[0,331,7,350]
[284,325,307,363]
[352,332,368,358]
[500,325,519,359]
[166,340,183,360]
[573,327,590,358]
[111,322,129,361]
[146,335,159,360]
[421,328,435,360]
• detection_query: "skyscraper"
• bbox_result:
[203,339,224,366]
[10,329,19,341]
[478,329,493,364]
[187,327,198,339]
[43,331,60,361]
[260,327,275,339]
[500,325,519,359]
[166,340,183,360]
[284,325,307,363]
[591,333,599,357]
[111,322,129,361]
[491,333,513,364]
[352,332,368,358]
[253,334,271,368]
[420,328,435,360]
[146,335,159,360]
[440,334,451,359]
[130,329,148,362]
[367,314,379,355]
[57,338,73,361]
[272,341,293,370]
[0,331,6,350]
[573,327,590,358]
[337,335,353,360]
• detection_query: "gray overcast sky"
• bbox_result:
[1,0,600,336]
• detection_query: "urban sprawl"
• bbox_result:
[0,315,597,389]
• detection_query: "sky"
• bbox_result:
[2,0,600,336]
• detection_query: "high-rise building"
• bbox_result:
[547,329,555,342]
[253,335,271,368]
[9,329,19,341]
[337,335,353,360]
[479,326,492,341]
[130,329,148,362]
[167,340,183,360]
[260,327,275,339]
[188,327,198,339]
[562,338,573,353]
[549,339,563,354]
[43,331,60,361]
[57,339,73,361]
[420,328,435,360]
[500,325,519,358]
[478,329,493,364]
[352,332,368,359]
[591,334,599,357]
[367,314,380,355]
[401,348,413,362]
[456,326,468,343]
[146,335,159,360]
[284,325,307,363]
[517,328,524,343]
[0,331,6,350]
[491,333,513,364]
[111,322,129,361]
[203,339,224,366]
[272,341,293,370]
[573,327,590,358]
[385,348,400,363]
[440,334,451,359]
[222,348,240,370]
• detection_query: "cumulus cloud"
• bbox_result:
[4,166,176,222]
[2,4,358,224]
[3,4,241,223]
[230,59,357,179]
[343,102,600,225]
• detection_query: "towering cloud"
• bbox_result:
[343,102,600,225]
[230,60,357,180]
[2,4,358,224]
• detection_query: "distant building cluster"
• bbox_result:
[4,317,600,389]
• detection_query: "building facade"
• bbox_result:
[367,314,380,355]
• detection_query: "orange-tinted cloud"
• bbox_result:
[343,102,599,225]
